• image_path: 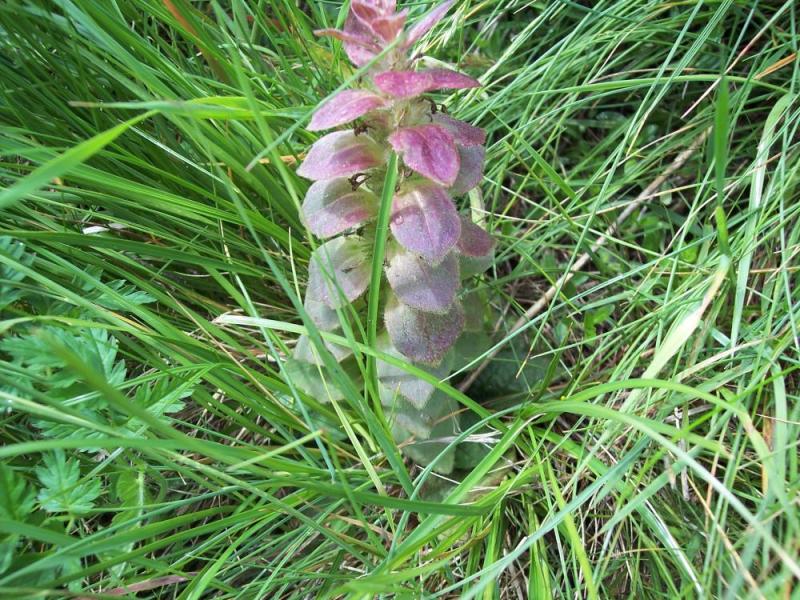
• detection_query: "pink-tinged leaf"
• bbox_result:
[457,216,495,277]
[314,15,379,67]
[457,216,494,258]
[432,113,485,146]
[307,237,370,309]
[390,181,461,264]
[376,333,453,409]
[449,145,485,196]
[404,0,455,48]
[389,124,459,186]
[385,250,458,313]
[373,68,480,98]
[309,90,387,131]
[342,11,380,66]
[369,11,407,42]
[297,130,385,181]
[385,295,464,365]
[302,178,377,238]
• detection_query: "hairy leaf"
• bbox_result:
[302,178,378,238]
[391,390,459,474]
[309,90,387,131]
[296,130,385,181]
[389,124,460,186]
[390,181,460,264]
[385,295,464,365]
[385,250,459,313]
[374,68,479,99]
[449,145,485,196]
[307,237,371,309]
[457,215,495,277]
[377,333,453,409]
[303,294,341,331]
[432,113,486,146]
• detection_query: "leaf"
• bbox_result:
[457,215,495,277]
[301,178,378,238]
[294,333,353,365]
[403,0,455,48]
[315,11,381,67]
[0,237,34,311]
[449,145,485,196]
[0,465,35,522]
[303,294,341,331]
[307,237,371,309]
[36,449,101,515]
[384,295,464,365]
[389,124,460,186]
[1,327,127,392]
[391,390,459,474]
[376,333,453,409]
[296,130,385,181]
[385,249,459,313]
[283,358,345,403]
[374,68,479,99]
[390,181,461,264]
[309,90,387,131]
[366,11,407,42]
[432,113,485,146]
[79,268,156,310]
[350,1,407,42]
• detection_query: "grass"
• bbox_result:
[1,0,799,597]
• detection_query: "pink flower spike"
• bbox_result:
[389,124,460,186]
[302,178,378,238]
[309,90,387,131]
[390,181,461,264]
[404,0,455,48]
[374,68,480,99]
[449,145,485,196]
[432,113,486,147]
[297,130,385,181]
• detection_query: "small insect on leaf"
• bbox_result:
[384,294,464,365]
[307,236,371,309]
[302,178,378,239]
[389,124,460,186]
[390,180,461,264]
[297,130,385,181]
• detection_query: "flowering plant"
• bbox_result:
[291,0,494,473]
